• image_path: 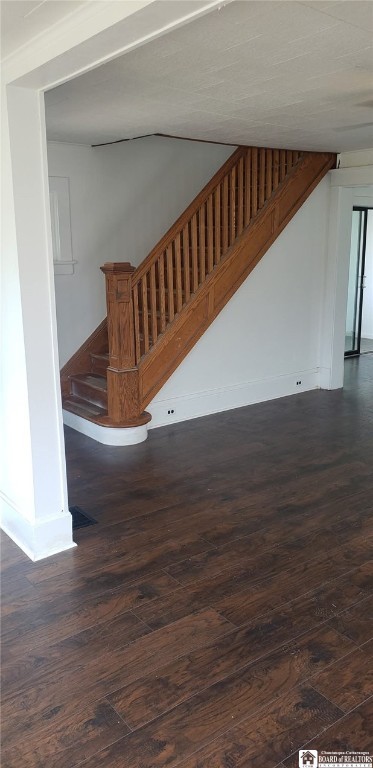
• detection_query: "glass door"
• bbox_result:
[345,208,368,357]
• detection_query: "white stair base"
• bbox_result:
[63,409,148,445]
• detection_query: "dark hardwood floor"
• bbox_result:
[1,355,372,767]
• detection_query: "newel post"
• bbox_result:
[100,262,143,424]
[101,262,136,369]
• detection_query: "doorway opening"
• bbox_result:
[344,206,373,357]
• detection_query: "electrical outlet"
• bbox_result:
[167,409,175,415]
[296,380,302,386]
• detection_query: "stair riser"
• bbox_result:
[71,380,108,408]
[90,357,109,375]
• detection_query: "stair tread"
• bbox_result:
[63,395,107,418]
[69,373,107,391]
[90,352,109,360]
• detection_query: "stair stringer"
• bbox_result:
[138,151,335,410]
[60,318,108,399]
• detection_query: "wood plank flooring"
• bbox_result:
[1,354,372,767]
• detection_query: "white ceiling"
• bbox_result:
[30,1,373,150]
[0,0,100,61]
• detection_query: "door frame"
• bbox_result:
[344,206,372,358]
[320,178,373,391]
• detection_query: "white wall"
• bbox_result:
[345,211,360,337]
[148,176,331,428]
[362,210,373,339]
[1,86,74,560]
[338,149,373,169]
[1,85,35,528]
[47,137,233,366]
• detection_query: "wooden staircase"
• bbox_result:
[61,146,336,430]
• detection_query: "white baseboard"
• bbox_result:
[0,492,76,561]
[148,369,320,429]
[63,409,148,445]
